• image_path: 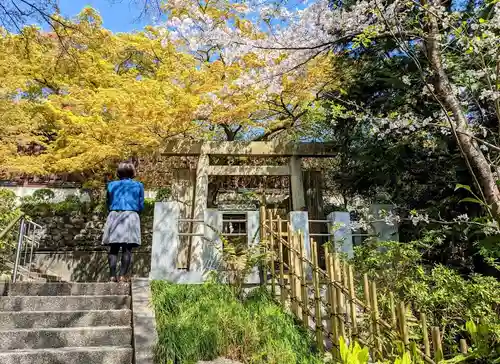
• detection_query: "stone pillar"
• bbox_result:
[327,211,354,259]
[246,210,260,284]
[172,168,196,269]
[289,156,306,211]
[289,211,311,278]
[203,209,223,270]
[150,202,180,279]
[189,152,209,271]
[370,204,399,242]
[171,169,196,205]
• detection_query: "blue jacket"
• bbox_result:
[106,179,144,212]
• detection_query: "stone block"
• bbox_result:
[327,211,353,259]
[0,346,133,364]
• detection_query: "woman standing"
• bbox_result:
[102,162,144,282]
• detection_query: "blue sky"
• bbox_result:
[58,1,154,32]
[58,1,309,33]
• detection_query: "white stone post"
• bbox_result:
[327,211,354,259]
[150,202,180,279]
[370,204,399,242]
[289,211,311,278]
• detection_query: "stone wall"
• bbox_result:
[26,209,154,281]
[32,213,154,251]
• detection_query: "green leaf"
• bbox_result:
[443,354,468,363]
[455,184,473,193]
[459,197,486,206]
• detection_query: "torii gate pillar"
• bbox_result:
[289,156,305,210]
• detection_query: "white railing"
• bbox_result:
[10,215,44,283]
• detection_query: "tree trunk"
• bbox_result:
[426,0,500,213]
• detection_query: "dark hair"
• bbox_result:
[117,162,136,179]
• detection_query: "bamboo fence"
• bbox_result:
[259,208,455,363]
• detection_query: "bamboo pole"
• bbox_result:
[268,210,276,297]
[459,339,468,354]
[259,205,266,241]
[342,263,350,338]
[389,292,397,327]
[398,302,410,350]
[259,206,267,286]
[334,255,346,339]
[370,281,382,359]
[421,313,431,357]
[287,222,298,316]
[325,245,340,360]
[363,274,373,352]
[325,246,339,358]
[277,216,286,306]
[298,232,309,329]
[311,239,324,352]
[347,265,358,338]
[293,232,304,322]
[432,327,443,362]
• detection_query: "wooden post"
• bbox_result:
[459,339,468,354]
[370,281,382,359]
[298,232,309,329]
[277,216,286,306]
[334,255,346,339]
[325,246,339,358]
[311,239,324,352]
[347,265,358,338]
[287,222,298,315]
[432,327,444,362]
[268,210,276,297]
[421,313,431,357]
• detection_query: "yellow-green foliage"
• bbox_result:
[0,7,340,176]
[338,337,370,364]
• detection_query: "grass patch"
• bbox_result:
[151,281,323,364]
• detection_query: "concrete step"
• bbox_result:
[0,346,133,364]
[6,282,130,296]
[0,295,131,312]
[0,309,132,329]
[0,326,132,350]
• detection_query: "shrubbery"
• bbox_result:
[352,239,500,355]
[152,281,323,364]
[15,188,156,217]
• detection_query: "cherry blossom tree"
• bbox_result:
[159,0,500,214]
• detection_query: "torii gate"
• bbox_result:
[150,140,337,282]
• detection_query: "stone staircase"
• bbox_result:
[0,282,134,364]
